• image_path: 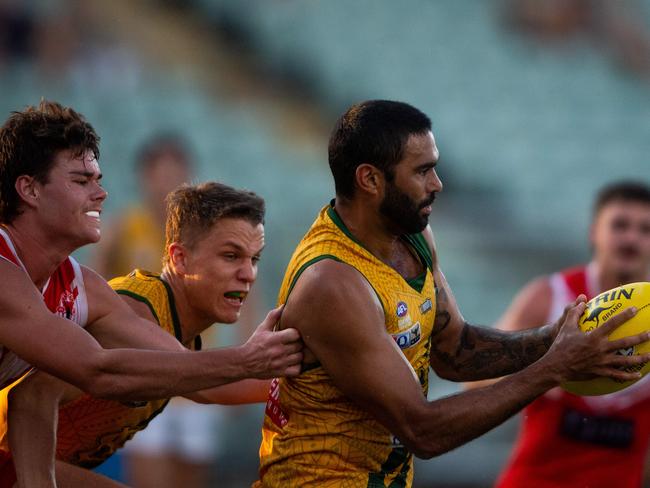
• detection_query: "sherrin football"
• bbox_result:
[561,282,650,396]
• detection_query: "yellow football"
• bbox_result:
[561,282,650,396]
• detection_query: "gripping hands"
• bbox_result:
[544,296,650,384]
[241,306,303,379]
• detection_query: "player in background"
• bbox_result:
[471,181,650,488]
[91,133,254,487]
[3,181,276,487]
[255,100,650,487]
[0,101,302,483]
[92,133,192,278]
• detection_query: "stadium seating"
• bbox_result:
[2,1,649,484]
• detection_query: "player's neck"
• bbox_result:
[2,220,74,289]
[160,268,209,346]
[334,198,402,264]
[595,261,649,293]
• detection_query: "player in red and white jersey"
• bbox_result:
[0,227,88,388]
[493,182,650,488]
[0,101,302,486]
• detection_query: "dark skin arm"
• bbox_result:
[465,277,555,389]
[283,250,650,458]
[424,228,558,382]
[430,270,556,381]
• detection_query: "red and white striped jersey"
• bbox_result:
[0,227,88,389]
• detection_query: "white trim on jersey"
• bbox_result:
[0,226,27,270]
[69,256,89,328]
[585,261,599,299]
[546,273,573,325]
[546,262,600,325]
[0,228,90,388]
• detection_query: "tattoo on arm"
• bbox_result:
[431,286,554,381]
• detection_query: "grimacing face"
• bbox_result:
[591,200,650,280]
[181,217,265,325]
[33,149,107,248]
[379,131,443,234]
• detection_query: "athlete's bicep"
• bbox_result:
[83,267,185,352]
[0,261,105,388]
[283,260,428,440]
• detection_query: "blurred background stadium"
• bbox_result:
[1,0,649,486]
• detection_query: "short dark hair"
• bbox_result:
[136,132,192,173]
[593,181,650,217]
[328,100,432,199]
[164,181,265,265]
[0,100,100,223]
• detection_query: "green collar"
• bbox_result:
[326,200,431,292]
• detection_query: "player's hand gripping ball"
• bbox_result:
[562,282,650,396]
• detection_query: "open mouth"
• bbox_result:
[224,291,248,306]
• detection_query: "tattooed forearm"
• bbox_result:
[431,285,555,381]
[434,323,554,381]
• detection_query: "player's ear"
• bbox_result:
[168,242,188,274]
[14,175,39,209]
[355,163,384,196]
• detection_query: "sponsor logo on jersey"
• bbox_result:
[56,287,79,320]
[398,315,413,329]
[420,298,432,314]
[392,322,421,350]
[396,301,408,318]
[265,378,289,428]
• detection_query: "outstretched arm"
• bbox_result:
[283,258,648,458]
[430,269,559,381]
[422,227,560,382]
[90,285,274,406]
[0,261,301,402]
[464,277,554,389]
